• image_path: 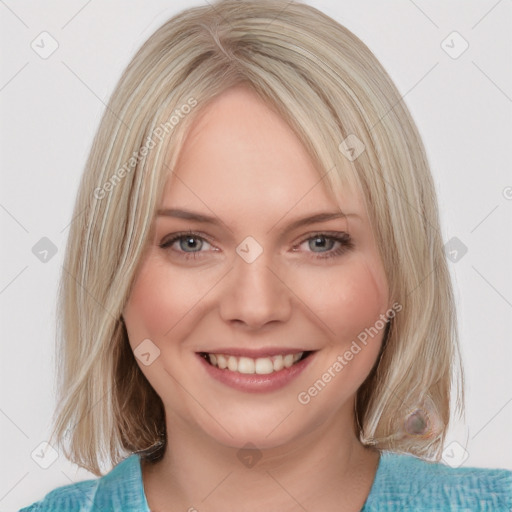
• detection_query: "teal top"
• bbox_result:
[19,450,512,511]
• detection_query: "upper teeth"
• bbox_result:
[208,353,303,374]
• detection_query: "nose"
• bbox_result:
[219,249,292,330]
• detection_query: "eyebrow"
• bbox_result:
[156,208,357,232]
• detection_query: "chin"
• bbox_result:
[183,398,335,454]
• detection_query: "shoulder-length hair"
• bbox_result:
[51,0,464,475]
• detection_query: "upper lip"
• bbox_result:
[197,347,313,358]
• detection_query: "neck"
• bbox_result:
[142,401,380,512]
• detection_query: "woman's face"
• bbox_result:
[122,86,390,450]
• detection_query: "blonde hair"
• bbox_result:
[51,0,464,475]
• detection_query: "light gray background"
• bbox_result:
[1,1,511,510]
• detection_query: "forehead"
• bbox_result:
[160,86,366,223]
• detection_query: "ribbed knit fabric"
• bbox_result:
[19,450,512,511]
[361,451,512,511]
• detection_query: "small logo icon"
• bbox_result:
[134,339,161,366]
[339,134,365,162]
[502,186,512,201]
[236,236,263,264]
[442,440,469,468]
[441,31,469,59]
[32,237,58,263]
[444,237,468,263]
[31,31,59,59]
[31,441,59,469]
[236,442,263,468]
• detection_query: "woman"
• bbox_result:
[20,0,511,510]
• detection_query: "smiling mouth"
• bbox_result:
[199,351,313,375]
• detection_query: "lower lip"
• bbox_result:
[197,353,315,393]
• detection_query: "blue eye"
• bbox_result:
[159,231,213,259]
[296,232,354,260]
[308,235,338,252]
[159,231,354,261]
[176,234,208,252]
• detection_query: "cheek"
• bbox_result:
[339,262,387,338]
[122,255,203,347]
[293,258,389,413]
[295,256,389,342]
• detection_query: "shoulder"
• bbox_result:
[363,450,512,512]
[18,454,148,512]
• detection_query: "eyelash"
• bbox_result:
[158,230,354,261]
